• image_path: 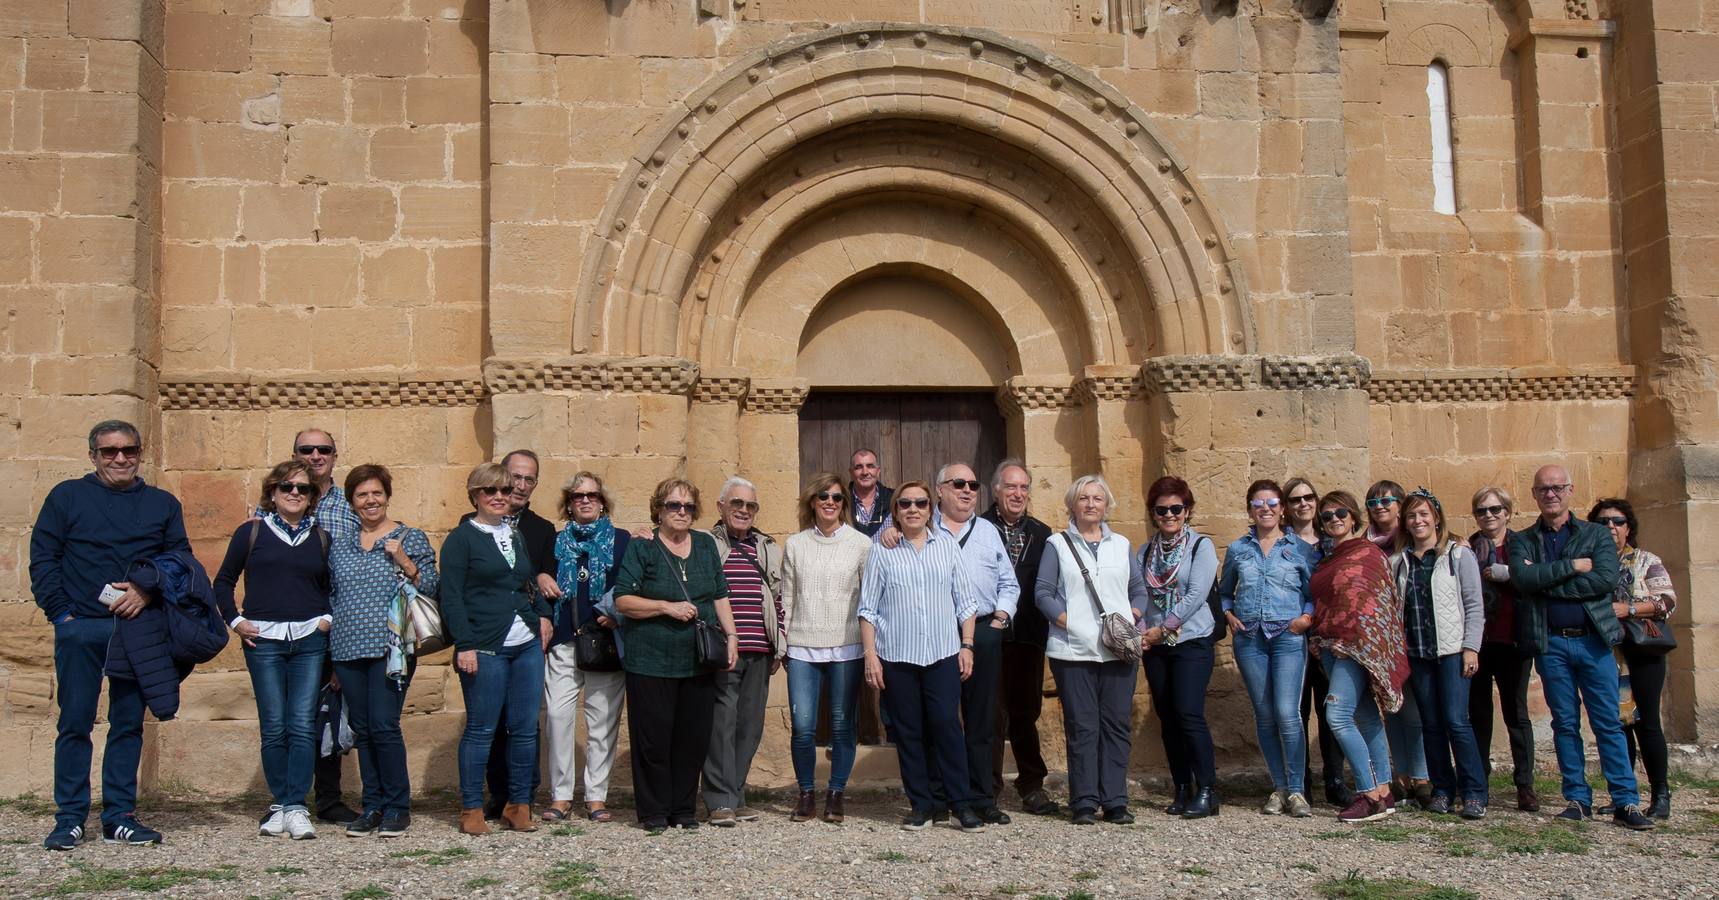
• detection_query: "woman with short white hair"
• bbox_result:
[1034,475,1149,825]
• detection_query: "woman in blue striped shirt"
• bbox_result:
[858,481,985,833]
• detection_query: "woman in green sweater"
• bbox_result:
[440,463,553,836]
[615,477,739,833]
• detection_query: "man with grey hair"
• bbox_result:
[32,420,190,850]
[702,475,784,825]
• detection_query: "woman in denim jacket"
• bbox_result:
[1219,479,1319,817]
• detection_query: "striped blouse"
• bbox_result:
[857,530,979,666]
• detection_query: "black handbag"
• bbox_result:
[656,538,728,670]
[1622,617,1676,655]
[570,556,622,672]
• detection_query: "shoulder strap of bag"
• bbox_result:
[245,518,262,566]
[1061,531,1106,617]
[655,536,697,607]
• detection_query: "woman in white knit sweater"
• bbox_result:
[779,472,873,825]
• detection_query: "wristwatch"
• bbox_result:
[960,641,975,650]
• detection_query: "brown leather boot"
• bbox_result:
[790,790,816,822]
[822,790,845,824]
[501,803,538,832]
[459,808,490,835]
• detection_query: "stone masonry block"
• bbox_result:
[39,216,137,286]
[251,14,332,75]
[361,245,431,306]
[312,307,410,369]
[398,185,480,240]
[239,183,316,242]
[41,91,140,153]
[369,125,446,181]
[317,183,398,240]
[286,123,369,183]
[263,243,360,307]
[350,76,405,125]
[164,12,248,72]
[404,74,480,124]
[332,17,427,76]
[164,121,285,181]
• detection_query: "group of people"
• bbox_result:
[30,420,1677,852]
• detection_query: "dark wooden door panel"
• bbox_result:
[799,391,1006,510]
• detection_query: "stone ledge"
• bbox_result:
[1366,366,1635,403]
[160,370,485,410]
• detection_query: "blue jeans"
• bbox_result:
[244,630,329,812]
[1409,654,1488,803]
[1321,653,1392,792]
[333,657,415,816]
[1385,689,1428,780]
[52,616,145,827]
[786,657,862,793]
[1537,631,1638,806]
[1232,629,1307,794]
[457,641,545,808]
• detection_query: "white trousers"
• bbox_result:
[543,641,626,802]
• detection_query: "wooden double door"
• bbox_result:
[797,391,1008,510]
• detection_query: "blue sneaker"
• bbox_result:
[43,822,84,851]
[102,816,162,845]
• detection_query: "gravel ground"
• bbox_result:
[2,784,1717,899]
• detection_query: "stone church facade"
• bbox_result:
[2,0,1715,796]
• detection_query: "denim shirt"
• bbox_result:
[1218,528,1317,635]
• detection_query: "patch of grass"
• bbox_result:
[1065,892,1096,900]
[1293,862,1320,873]
[342,887,389,900]
[550,824,586,837]
[1317,870,1478,900]
[463,877,502,889]
[388,847,470,866]
[543,861,634,899]
[873,850,912,862]
[1313,829,1355,840]
[994,885,1029,896]
[937,884,961,894]
[264,866,307,876]
[51,863,238,895]
[386,849,433,858]
[1481,822,1591,855]
[744,787,775,805]
[0,867,17,878]
[1178,866,1212,877]
[0,794,56,817]
[1361,823,1415,843]
[1072,871,1099,882]
[1668,769,1719,794]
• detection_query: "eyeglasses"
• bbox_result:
[1532,484,1572,497]
[662,501,698,515]
[570,491,602,503]
[1595,515,1629,528]
[1473,504,1507,518]
[941,478,980,492]
[1365,496,1399,509]
[295,444,336,456]
[1317,509,1352,523]
[896,497,932,510]
[813,491,845,503]
[277,482,315,496]
[510,474,538,487]
[1249,498,1281,510]
[477,486,509,497]
[95,445,142,460]
[1152,504,1187,518]
[726,499,760,514]
[1288,493,1317,504]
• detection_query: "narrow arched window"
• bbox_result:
[1426,61,1457,215]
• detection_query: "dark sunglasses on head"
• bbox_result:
[1595,515,1629,528]
[662,501,698,515]
[477,485,510,497]
[96,445,142,460]
[896,497,932,510]
[1473,504,1506,517]
[1152,504,1186,518]
[1318,508,1351,523]
[295,444,336,456]
[1365,495,1399,509]
[1288,493,1317,504]
[941,478,980,492]
[277,482,315,496]
[814,491,845,503]
[570,491,602,503]
[726,499,760,514]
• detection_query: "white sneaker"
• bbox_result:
[283,808,317,840]
[1261,790,1285,815]
[259,806,285,837]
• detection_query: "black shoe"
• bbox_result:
[1182,786,1221,820]
[1102,806,1135,825]
[954,808,986,832]
[1165,784,1191,816]
[1556,800,1593,822]
[377,812,411,836]
[102,816,162,845]
[345,810,383,836]
[1595,802,1616,816]
[43,821,84,851]
[640,818,668,835]
[1070,807,1098,826]
[317,801,361,826]
[1648,788,1671,820]
[900,810,933,831]
[1459,799,1486,820]
[1613,804,1655,831]
[1324,780,1354,809]
[1424,794,1452,815]
[670,818,699,830]
[1020,789,1060,816]
[978,806,1011,825]
[931,809,950,824]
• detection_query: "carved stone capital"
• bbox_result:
[1077,366,1144,404]
[693,367,750,403]
[1141,356,1257,394]
[997,377,1080,417]
[743,378,810,415]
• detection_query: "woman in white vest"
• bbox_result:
[1389,488,1487,820]
[1033,475,1148,826]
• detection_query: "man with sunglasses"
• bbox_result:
[1506,465,1650,829]
[702,476,784,826]
[879,462,1020,825]
[32,420,190,850]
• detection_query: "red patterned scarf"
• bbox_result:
[1309,537,1410,714]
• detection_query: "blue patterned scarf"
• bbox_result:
[556,516,616,616]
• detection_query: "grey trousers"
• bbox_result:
[1050,656,1137,813]
[701,652,773,811]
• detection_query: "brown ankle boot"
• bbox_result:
[459,808,490,835]
[790,789,816,822]
[501,803,537,832]
[823,790,845,824]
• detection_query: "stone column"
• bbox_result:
[1079,365,1149,542]
[996,377,1085,518]
[688,368,747,506]
[738,377,807,538]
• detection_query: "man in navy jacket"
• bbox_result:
[30,420,190,850]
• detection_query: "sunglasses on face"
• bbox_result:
[95,445,142,460]
[277,482,315,496]
[295,444,336,456]
[1249,498,1281,510]
[1595,515,1629,528]
[478,486,510,497]
[726,499,760,514]
[1365,496,1399,509]
[1152,504,1186,518]
[941,478,980,492]
[571,491,602,503]
[662,501,698,515]
[1288,493,1317,504]
[1532,484,1572,497]
[896,497,932,510]
[1473,504,1506,518]
[1318,508,1352,523]
[814,491,845,503]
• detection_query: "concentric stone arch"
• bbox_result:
[574,22,1255,362]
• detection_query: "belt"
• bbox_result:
[1553,626,1589,638]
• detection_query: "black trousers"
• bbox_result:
[625,671,716,825]
[1469,642,1536,788]
[882,655,973,814]
[1621,646,1669,791]
[313,656,346,813]
[991,640,1049,797]
[1300,651,1347,789]
[1142,636,1217,787]
[927,617,1003,809]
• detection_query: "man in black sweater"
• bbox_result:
[980,459,1058,815]
[31,420,190,850]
